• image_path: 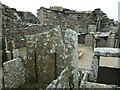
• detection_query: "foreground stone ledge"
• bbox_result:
[81,82,119,88]
[3,58,25,88]
[94,48,120,57]
[80,73,120,88]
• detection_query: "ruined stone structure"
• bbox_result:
[2,4,119,51]
[80,48,120,88]
[1,2,120,89]
[3,28,79,89]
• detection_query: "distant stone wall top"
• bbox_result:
[94,48,120,57]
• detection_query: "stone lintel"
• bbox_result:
[94,48,120,57]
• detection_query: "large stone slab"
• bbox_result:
[85,34,94,47]
[47,29,79,88]
[64,29,79,88]
[36,28,65,87]
[107,33,115,48]
[94,48,120,57]
[25,28,79,88]
[25,42,36,83]
[3,58,25,88]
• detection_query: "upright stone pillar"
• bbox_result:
[64,29,79,88]
[89,55,100,82]
[46,29,79,88]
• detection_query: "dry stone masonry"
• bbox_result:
[1,2,120,89]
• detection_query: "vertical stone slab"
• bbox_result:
[36,31,55,87]
[36,28,65,88]
[85,34,94,47]
[64,29,79,88]
[25,41,36,83]
[50,28,65,77]
[107,33,115,48]
[3,58,25,88]
[89,55,99,82]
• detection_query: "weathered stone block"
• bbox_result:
[25,42,36,83]
[89,55,99,82]
[3,58,25,88]
[36,28,65,87]
[25,28,79,88]
[85,34,94,47]
[88,25,96,32]
[94,48,120,57]
[107,33,115,48]
[64,29,79,88]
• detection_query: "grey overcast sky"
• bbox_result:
[0,0,119,21]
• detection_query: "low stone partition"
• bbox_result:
[3,58,25,88]
[89,48,120,82]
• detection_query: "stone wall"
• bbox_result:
[37,7,117,33]
[37,7,96,33]
[2,4,39,50]
[2,3,118,50]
